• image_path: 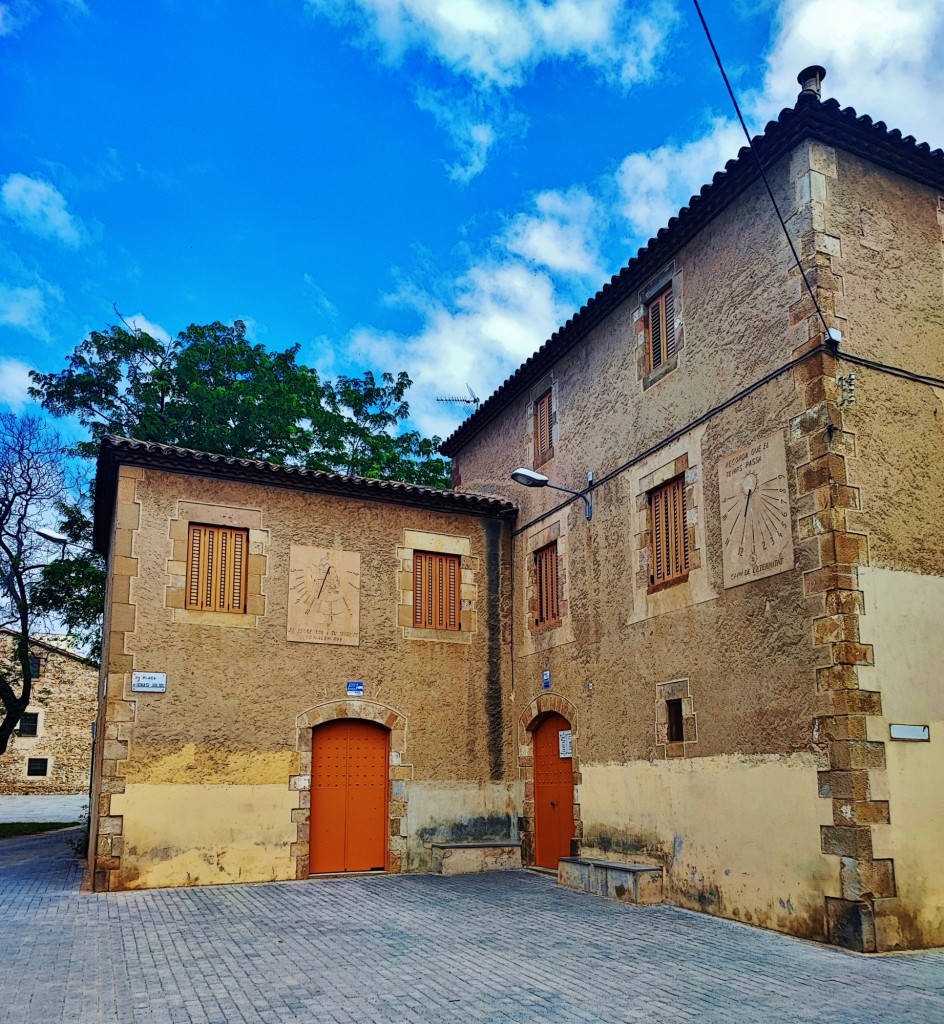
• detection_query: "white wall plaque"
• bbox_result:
[889,724,930,741]
[558,729,572,758]
[131,672,166,693]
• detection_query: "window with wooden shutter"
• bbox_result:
[646,285,676,372]
[186,524,249,613]
[533,389,553,466]
[413,551,460,631]
[649,476,689,590]
[534,542,560,626]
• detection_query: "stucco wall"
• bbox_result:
[581,754,836,938]
[450,133,944,947]
[92,466,514,890]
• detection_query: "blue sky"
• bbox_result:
[2,0,942,442]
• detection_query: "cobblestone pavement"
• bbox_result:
[2,830,943,1024]
[0,794,88,822]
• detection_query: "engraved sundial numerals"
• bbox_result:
[718,432,795,589]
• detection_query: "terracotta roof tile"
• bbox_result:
[93,436,516,556]
[441,93,944,456]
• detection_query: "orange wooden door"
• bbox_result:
[310,720,388,873]
[533,712,574,869]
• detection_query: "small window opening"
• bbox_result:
[28,655,41,678]
[27,757,48,777]
[666,699,684,743]
[18,712,39,737]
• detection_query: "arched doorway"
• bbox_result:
[533,712,574,869]
[310,719,389,873]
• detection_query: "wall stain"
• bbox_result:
[484,519,504,780]
[417,813,514,845]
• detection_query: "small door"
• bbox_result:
[310,719,388,873]
[533,712,574,869]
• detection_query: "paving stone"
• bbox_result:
[1,829,942,1023]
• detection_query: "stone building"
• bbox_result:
[89,68,943,952]
[441,67,944,953]
[88,439,517,892]
[0,631,97,797]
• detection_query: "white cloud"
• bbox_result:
[615,0,944,245]
[348,257,568,439]
[505,188,604,278]
[0,1,34,36]
[0,357,36,412]
[616,119,746,238]
[0,283,53,340]
[120,312,172,344]
[415,87,501,183]
[309,0,679,89]
[1,173,85,247]
[762,0,944,149]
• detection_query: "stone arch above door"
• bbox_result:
[290,700,411,878]
[518,693,580,866]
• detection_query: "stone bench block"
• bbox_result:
[558,857,663,905]
[431,841,522,876]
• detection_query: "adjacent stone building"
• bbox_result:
[90,69,943,952]
[88,439,516,892]
[0,631,97,797]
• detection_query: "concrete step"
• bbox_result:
[431,841,522,876]
[558,856,663,905]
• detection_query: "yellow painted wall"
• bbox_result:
[403,780,522,871]
[581,754,837,940]
[111,783,298,888]
[858,566,944,949]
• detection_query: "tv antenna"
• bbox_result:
[436,384,480,412]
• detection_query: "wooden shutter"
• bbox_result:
[647,286,675,371]
[413,552,460,631]
[650,477,689,588]
[534,542,560,625]
[186,524,248,613]
[534,390,552,463]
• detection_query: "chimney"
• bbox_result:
[797,65,826,101]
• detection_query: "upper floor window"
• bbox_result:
[650,476,689,590]
[534,542,560,627]
[18,712,39,737]
[28,655,41,678]
[186,524,248,614]
[413,551,460,631]
[646,285,676,373]
[533,389,553,468]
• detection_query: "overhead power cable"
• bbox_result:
[691,0,830,337]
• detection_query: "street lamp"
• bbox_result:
[34,527,70,557]
[510,467,593,522]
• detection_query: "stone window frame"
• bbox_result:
[16,709,42,739]
[165,501,268,629]
[634,264,684,390]
[25,755,50,778]
[527,374,557,470]
[397,530,477,644]
[631,441,708,622]
[656,678,697,759]
[526,522,568,638]
[290,700,411,878]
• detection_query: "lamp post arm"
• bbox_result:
[545,482,593,522]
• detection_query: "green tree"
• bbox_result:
[324,371,452,487]
[29,493,106,663]
[0,413,84,754]
[27,318,453,661]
